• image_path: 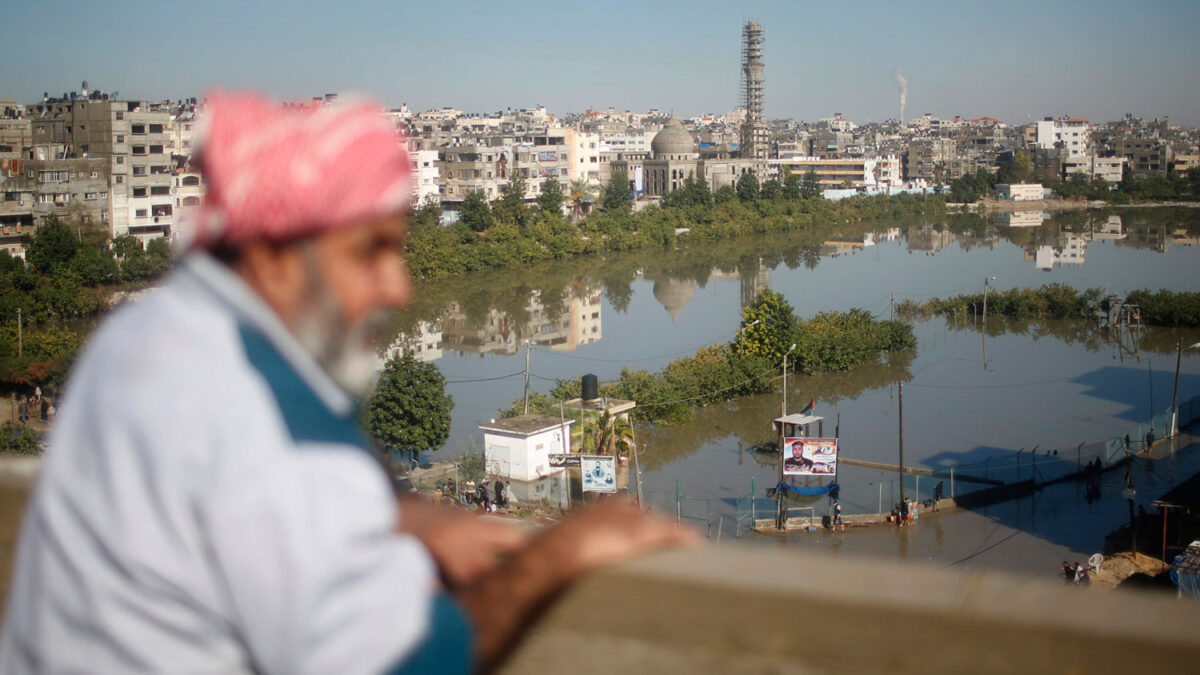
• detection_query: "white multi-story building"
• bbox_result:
[409,149,440,206]
[1035,118,1091,158]
[1062,155,1126,184]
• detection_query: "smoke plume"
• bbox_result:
[892,65,908,124]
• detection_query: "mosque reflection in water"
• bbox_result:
[382,260,774,362]
[379,209,1192,366]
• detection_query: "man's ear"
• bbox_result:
[235,241,305,325]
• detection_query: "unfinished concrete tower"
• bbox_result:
[740,20,769,160]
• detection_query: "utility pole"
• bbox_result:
[781,343,796,418]
[890,292,894,321]
[982,276,995,323]
[522,340,531,414]
[898,382,905,507]
[1171,341,1200,436]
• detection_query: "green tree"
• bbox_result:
[409,198,443,233]
[537,176,565,216]
[459,190,494,232]
[602,170,632,214]
[800,170,822,199]
[714,184,737,204]
[23,217,79,275]
[760,178,783,201]
[0,422,40,455]
[735,172,760,202]
[731,289,798,363]
[782,172,802,200]
[999,150,1035,184]
[364,351,454,458]
[493,176,530,227]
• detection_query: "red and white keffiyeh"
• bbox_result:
[190,91,410,248]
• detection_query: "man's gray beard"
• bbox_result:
[292,289,390,397]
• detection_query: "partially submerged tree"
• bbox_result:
[364,351,454,463]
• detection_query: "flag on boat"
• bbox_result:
[798,398,815,415]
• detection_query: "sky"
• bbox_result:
[5,0,1200,126]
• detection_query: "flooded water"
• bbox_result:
[391,206,1200,573]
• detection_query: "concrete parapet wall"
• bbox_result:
[500,545,1200,674]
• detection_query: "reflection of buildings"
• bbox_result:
[646,257,770,322]
[1172,228,1200,247]
[383,320,443,363]
[1116,225,1168,253]
[1025,235,1087,270]
[997,210,1046,228]
[1089,215,1125,241]
[906,225,957,253]
[439,286,604,357]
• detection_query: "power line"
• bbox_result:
[443,370,525,384]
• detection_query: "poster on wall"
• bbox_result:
[581,455,617,493]
[548,454,581,468]
[782,438,838,476]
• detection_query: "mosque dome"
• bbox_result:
[652,277,696,323]
[651,117,697,157]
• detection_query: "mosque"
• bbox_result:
[609,116,765,197]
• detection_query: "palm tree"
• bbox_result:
[593,409,634,458]
[567,178,595,221]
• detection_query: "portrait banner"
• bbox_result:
[781,438,838,476]
[581,455,617,493]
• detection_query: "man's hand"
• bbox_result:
[530,500,700,579]
[394,497,528,589]
[458,499,698,672]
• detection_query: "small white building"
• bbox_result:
[481,415,573,481]
[994,183,1044,201]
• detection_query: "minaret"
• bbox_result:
[740,21,768,160]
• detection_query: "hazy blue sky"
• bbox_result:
[6,0,1200,126]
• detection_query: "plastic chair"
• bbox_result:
[1088,553,1103,574]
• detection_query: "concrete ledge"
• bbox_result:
[0,456,40,487]
[500,545,1200,674]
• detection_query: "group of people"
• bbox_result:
[16,389,54,426]
[891,497,920,526]
[463,479,509,512]
[1062,560,1091,586]
[1083,458,1104,503]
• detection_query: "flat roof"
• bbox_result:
[774,414,824,427]
[562,398,637,415]
[479,414,573,436]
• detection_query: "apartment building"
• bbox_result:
[1116,136,1173,177]
[779,156,902,188]
[1035,118,1091,158]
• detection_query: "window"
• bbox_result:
[150,186,169,196]
[90,170,99,178]
[133,187,147,197]
[182,196,200,206]
[131,124,145,134]
[149,124,163,134]
[132,166,147,176]
[116,135,125,143]
[38,171,68,183]
[115,175,124,184]
[135,209,148,218]
[150,165,169,175]
[84,192,98,200]
[132,145,146,155]
[115,111,124,120]
[115,156,124,164]
[149,145,163,154]
[181,175,200,186]
[38,194,55,204]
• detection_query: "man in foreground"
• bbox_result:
[0,92,691,674]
